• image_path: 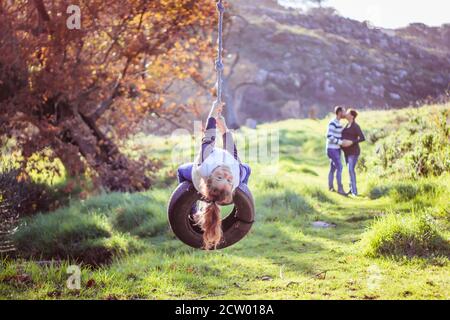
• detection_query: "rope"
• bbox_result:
[214,0,225,106]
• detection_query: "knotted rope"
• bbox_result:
[214,0,225,105]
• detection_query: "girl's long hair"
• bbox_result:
[195,202,222,250]
[197,177,232,250]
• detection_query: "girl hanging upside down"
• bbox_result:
[177,102,252,250]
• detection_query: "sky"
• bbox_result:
[278,0,450,29]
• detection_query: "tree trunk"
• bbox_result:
[57,108,151,192]
[222,78,240,129]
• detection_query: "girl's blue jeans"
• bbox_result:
[177,163,251,185]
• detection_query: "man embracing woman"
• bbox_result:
[326,106,366,197]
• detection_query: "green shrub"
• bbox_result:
[13,209,142,265]
[389,183,419,201]
[368,185,390,200]
[361,212,450,258]
[79,192,167,237]
[368,180,442,201]
[0,166,62,217]
[112,202,167,237]
[10,189,169,264]
[372,108,450,178]
[74,235,143,266]
[367,128,388,144]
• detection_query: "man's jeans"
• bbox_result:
[327,148,344,192]
[346,154,359,196]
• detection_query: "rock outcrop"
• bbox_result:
[225,0,450,121]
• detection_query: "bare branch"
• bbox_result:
[33,0,50,22]
[90,77,122,121]
[225,52,240,80]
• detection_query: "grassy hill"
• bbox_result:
[1,104,449,299]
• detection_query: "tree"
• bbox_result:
[0,0,216,191]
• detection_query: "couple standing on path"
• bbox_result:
[326,106,366,197]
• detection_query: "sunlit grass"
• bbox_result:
[1,104,449,300]
[361,211,449,259]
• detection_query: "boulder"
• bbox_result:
[312,221,336,228]
[370,85,385,97]
[255,69,269,85]
[389,93,401,100]
[281,100,302,118]
[323,79,336,95]
[245,118,258,129]
[350,62,363,74]
[219,0,450,122]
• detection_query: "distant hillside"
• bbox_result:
[225,0,450,121]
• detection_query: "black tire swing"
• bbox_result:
[168,0,255,250]
[168,182,255,249]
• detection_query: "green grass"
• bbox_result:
[9,191,169,265]
[361,212,449,259]
[12,209,143,266]
[1,104,449,300]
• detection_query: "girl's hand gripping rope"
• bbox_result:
[217,115,228,135]
[209,101,224,119]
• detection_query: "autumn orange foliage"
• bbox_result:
[0,0,216,191]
